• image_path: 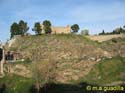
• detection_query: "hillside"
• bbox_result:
[6,34,125,82]
[1,34,125,93]
[6,34,101,82]
[81,56,125,85]
[87,34,125,42]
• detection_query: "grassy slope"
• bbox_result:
[82,56,125,85]
[7,35,125,84]
[0,74,33,93]
[2,34,99,92]
[2,34,125,93]
[1,57,125,93]
[9,34,98,50]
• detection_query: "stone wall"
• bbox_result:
[86,34,125,42]
[41,25,71,34]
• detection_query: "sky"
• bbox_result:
[0,0,125,43]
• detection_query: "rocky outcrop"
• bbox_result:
[4,35,125,83]
[4,63,31,78]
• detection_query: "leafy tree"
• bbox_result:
[123,25,125,29]
[32,22,42,35]
[10,22,20,38]
[43,20,51,27]
[10,20,29,38]
[18,20,29,35]
[112,27,123,34]
[43,20,52,34]
[99,30,105,35]
[44,27,52,34]
[102,30,105,34]
[71,24,80,33]
[119,27,125,33]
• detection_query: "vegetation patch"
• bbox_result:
[80,56,125,85]
[0,74,33,93]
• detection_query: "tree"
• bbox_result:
[119,27,125,34]
[81,29,89,35]
[99,30,105,35]
[102,30,105,34]
[44,27,52,34]
[32,56,57,93]
[18,20,29,35]
[42,20,52,34]
[32,22,42,35]
[10,22,20,38]
[10,20,29,38]
[123,25,125,29]
[30,47,57,93]
[71,24,79,33]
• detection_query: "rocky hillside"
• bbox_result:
[4,34,125,84]
[87,34,125,42]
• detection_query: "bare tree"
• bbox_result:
[31,52,57,93]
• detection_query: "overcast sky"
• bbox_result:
[0,0,125,43]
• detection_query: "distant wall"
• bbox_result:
[86,34,125,42]
[41,25,71,34]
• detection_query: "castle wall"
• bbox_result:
[87,34,125,42]
[41,25,71,34]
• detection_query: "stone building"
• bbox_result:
[41,25,71,34]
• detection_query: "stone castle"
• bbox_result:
[41,25,71,34]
